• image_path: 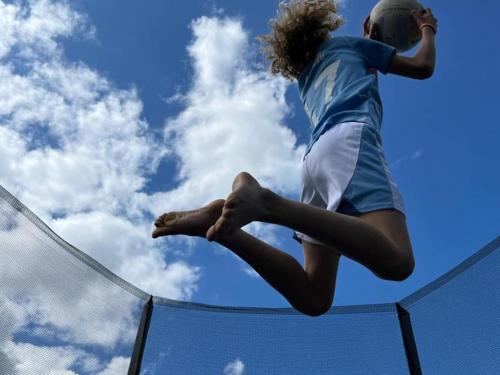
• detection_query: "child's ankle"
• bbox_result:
[260,187,281,223]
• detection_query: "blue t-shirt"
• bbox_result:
[298,36,396,157]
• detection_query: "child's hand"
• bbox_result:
[412,8,438,34]
[363,16,381,41]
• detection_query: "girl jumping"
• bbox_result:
[153,0,437,317]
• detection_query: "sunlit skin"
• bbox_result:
[153,199,225,238]
[153,9,437,317]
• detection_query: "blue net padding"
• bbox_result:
[400,239,500,375]
[140,301,408,374]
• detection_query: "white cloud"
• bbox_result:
[7,343,95,375]
[146,16,306,279]
[390,149,423,169]
[411,150,422,160]
[0,218,141,346]
[50,211,200,299]
[223,358,245,375]
[98,357,131,375]
[147,16,304,246]
[0,0,199,300]
[0,0,89,60]
[243,267,261,279]
[0,290,132,375]
[0,297,20,374]
[1,1,304,299]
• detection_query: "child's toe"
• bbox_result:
[215,217,230,233]
[206,225,218,242]
[155,213,168,227]
[222,209,234,219]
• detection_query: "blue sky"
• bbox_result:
[2,0,499,317]
[0,0,498,373]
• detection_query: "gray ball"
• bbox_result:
[370,0,425,52]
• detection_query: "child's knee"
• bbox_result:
[382,254,415,282]
[294,293,333,317]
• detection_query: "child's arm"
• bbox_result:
[387,8,438,80]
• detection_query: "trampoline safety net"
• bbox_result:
[0,184,499,375]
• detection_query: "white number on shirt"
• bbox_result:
[314,59,341,106]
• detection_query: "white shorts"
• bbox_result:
[293,122,405,246]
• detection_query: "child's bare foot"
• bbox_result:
[152,199,225,239]
[206,172,274,241]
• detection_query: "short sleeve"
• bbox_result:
[351,37,396,74]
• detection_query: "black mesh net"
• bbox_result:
[0,184,498,374]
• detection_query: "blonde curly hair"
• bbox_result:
[258,0,344,81]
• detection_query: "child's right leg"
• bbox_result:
[153,200,340,316]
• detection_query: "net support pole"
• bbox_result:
[396,303,422,375]
[128,296,154,375]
